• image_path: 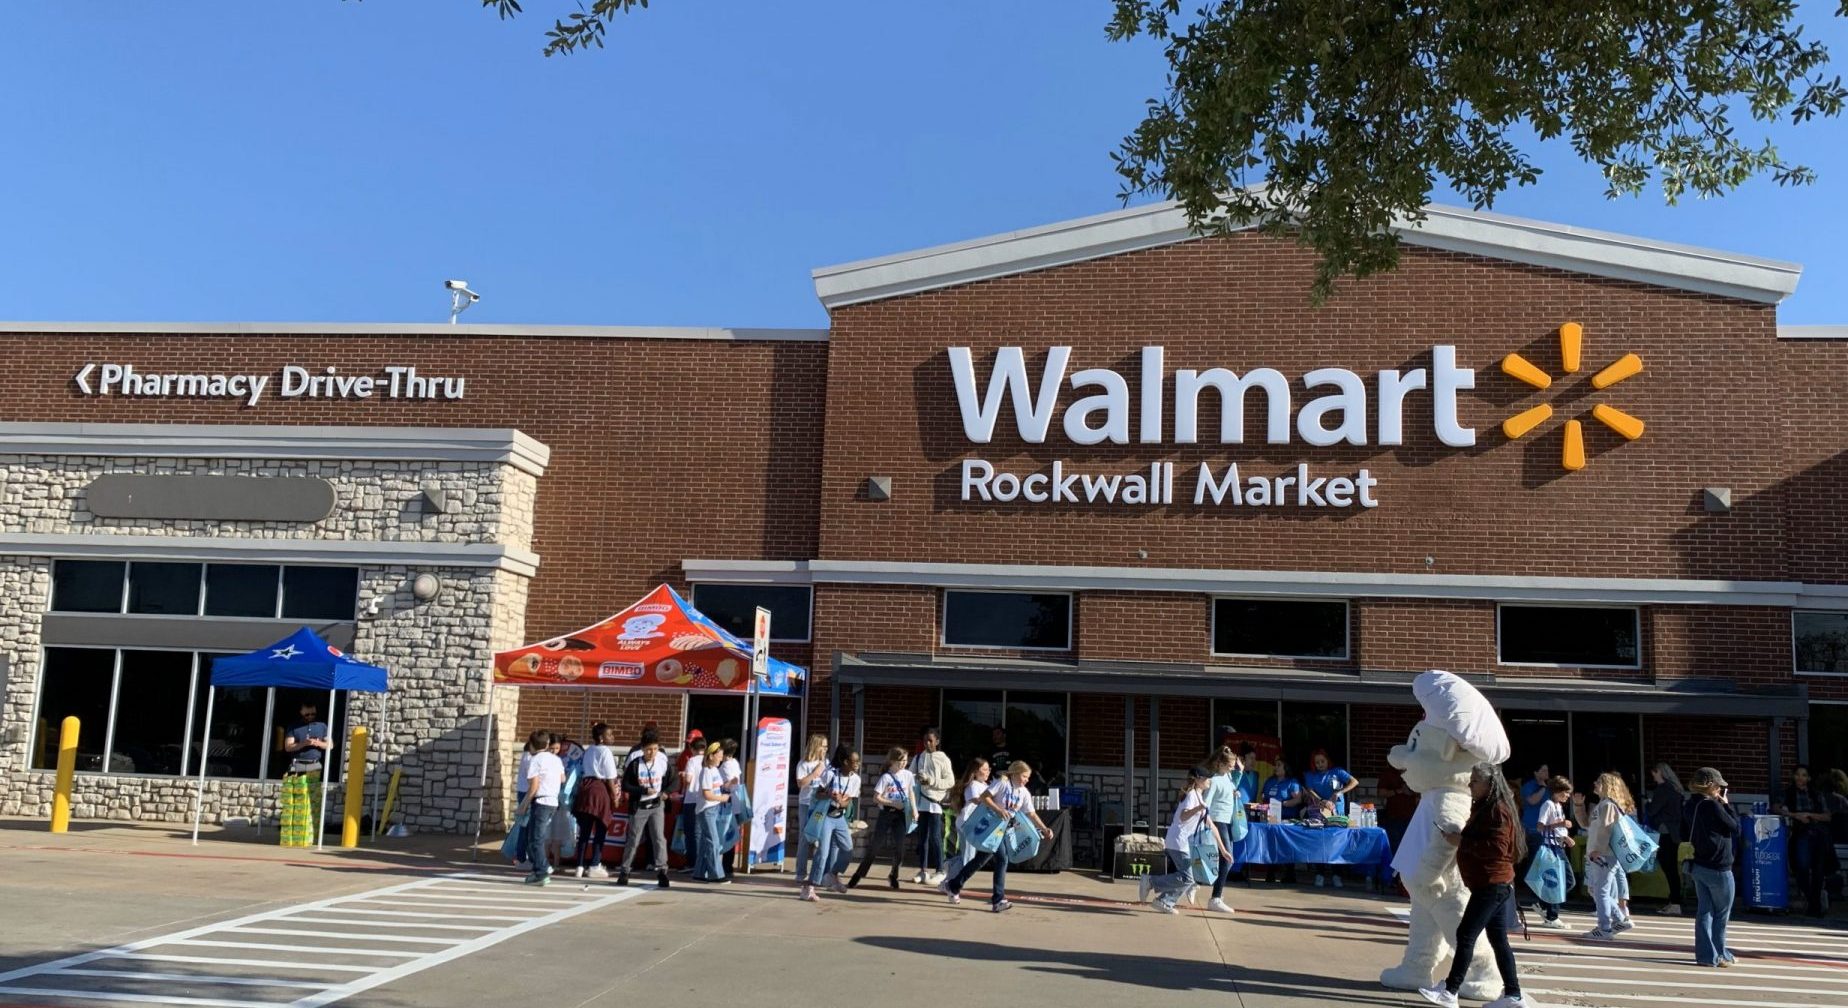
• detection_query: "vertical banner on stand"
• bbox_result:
[748,716,792,869]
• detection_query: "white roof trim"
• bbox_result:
[683,558,1848,610]
[812,199,1801,308]
[1,533,540,578]
[1778,325,1848,340]
[0,321,827,342]
[0,422,551,477]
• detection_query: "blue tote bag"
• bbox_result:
[1525,844,1569,905]
[1612,814,1660,874]
[1002,816,1041,863]
[1187,821,1222,883]
[962,806,1011,854]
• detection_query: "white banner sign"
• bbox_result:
[748,717,792,869]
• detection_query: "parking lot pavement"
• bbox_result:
[4,821,1843,1008]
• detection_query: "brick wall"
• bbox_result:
[819,236,1791,582]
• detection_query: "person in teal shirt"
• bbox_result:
[1203,745,1251,912]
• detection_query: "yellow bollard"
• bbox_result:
[341,726,369,848]
[50,716,78,833]
[376,768,402,838]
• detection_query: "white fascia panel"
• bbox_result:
[812,198,1801,307]
[686,557,1847,610]
[0,422,551,477]
[0,533,540,577]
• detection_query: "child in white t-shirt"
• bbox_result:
[1534,777,1576,926]
[1141,766,1230,914]
[792,734,829,887]
[849,747,917,889]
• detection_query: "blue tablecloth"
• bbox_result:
[1235,823,1393,875]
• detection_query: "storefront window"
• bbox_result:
[1498,605,1639,668]
[1280,701,1349,775]
[1501,710,1568,784]
[1570,711,1643,793]
[1807,704,1848,787]
[1795,611,1848,674]
[205,564,281,618]
[282,566,359,621]
[1005,691,1069,784]
[50,560,125,613]
[941,689,1006,772]
[30,647,115,770]
[266,688,350,782]
[190,659,267,781]
[690,583,812,642]
[1210,699,1280,744]
[108,650,197,776]
[128,562,202,615]
[1211,598,1348,658]
[941,591,1071,650]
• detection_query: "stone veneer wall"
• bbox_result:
[0,451,538,832]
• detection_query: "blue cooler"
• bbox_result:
[1740,814,1789,910]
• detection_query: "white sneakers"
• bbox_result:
[1207,898,1234,914]
[585,864,609,879]
[1484,996,1533,1008]
[1416,986,1458,1008]
[1538,917,1567,929]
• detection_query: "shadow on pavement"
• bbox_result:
[855,935,1405,1004]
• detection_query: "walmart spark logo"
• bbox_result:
[1500,322,1644,472]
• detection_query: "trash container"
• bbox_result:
[1741,814,1789,910]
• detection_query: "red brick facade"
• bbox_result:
[4,222,1841,801]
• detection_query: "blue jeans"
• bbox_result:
[1149,851,1194,909]
[1690,864,1735,966]
[525,803,557,876]
[947,847,1009,905]
[795,804,813,881]
[813,813,850,883]
[695,805,725,880]
[916,810,944,871]
[1586,857,1621,930]
[1210,821,1238,898]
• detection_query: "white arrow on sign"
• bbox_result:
[73,363,95,394]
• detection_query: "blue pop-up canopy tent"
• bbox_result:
[190,627,390,846]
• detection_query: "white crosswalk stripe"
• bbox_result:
[1386,905,1848,1005]
[0,872,648,1007]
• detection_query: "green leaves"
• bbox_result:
[1109,1,1845,301]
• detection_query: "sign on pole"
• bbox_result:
[752,606,771,681]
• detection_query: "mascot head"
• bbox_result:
[1388,669,1511,792]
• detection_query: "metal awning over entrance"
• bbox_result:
[832,652,1810,718]
[830,652,1809,825]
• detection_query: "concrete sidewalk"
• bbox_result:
[3,819,1842,1008]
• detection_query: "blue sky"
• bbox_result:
[2,1,1845,328]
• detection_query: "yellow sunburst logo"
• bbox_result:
[1500,322,1644,472]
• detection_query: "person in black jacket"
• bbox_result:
[1645,763,1687,914]
[1774,764,1836,917]
[1684,767,1738,968]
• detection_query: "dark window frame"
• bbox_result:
[1793,610,1848,676]
[690,582,814,644]
[1496,604,1642,670]
[939,590,1074,652]
[1209,596,1351,660]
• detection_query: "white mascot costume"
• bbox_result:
[1379,669,1512,1001]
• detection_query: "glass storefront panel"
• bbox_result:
[1281,701,1349,775]
[941,689,1005,773]
[31,647,116,770]
[1570,711,1643,794]
[109,650,195,775]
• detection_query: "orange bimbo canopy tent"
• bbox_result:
[492,584,802,696]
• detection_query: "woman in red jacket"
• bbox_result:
[1419,762,1530,1008]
